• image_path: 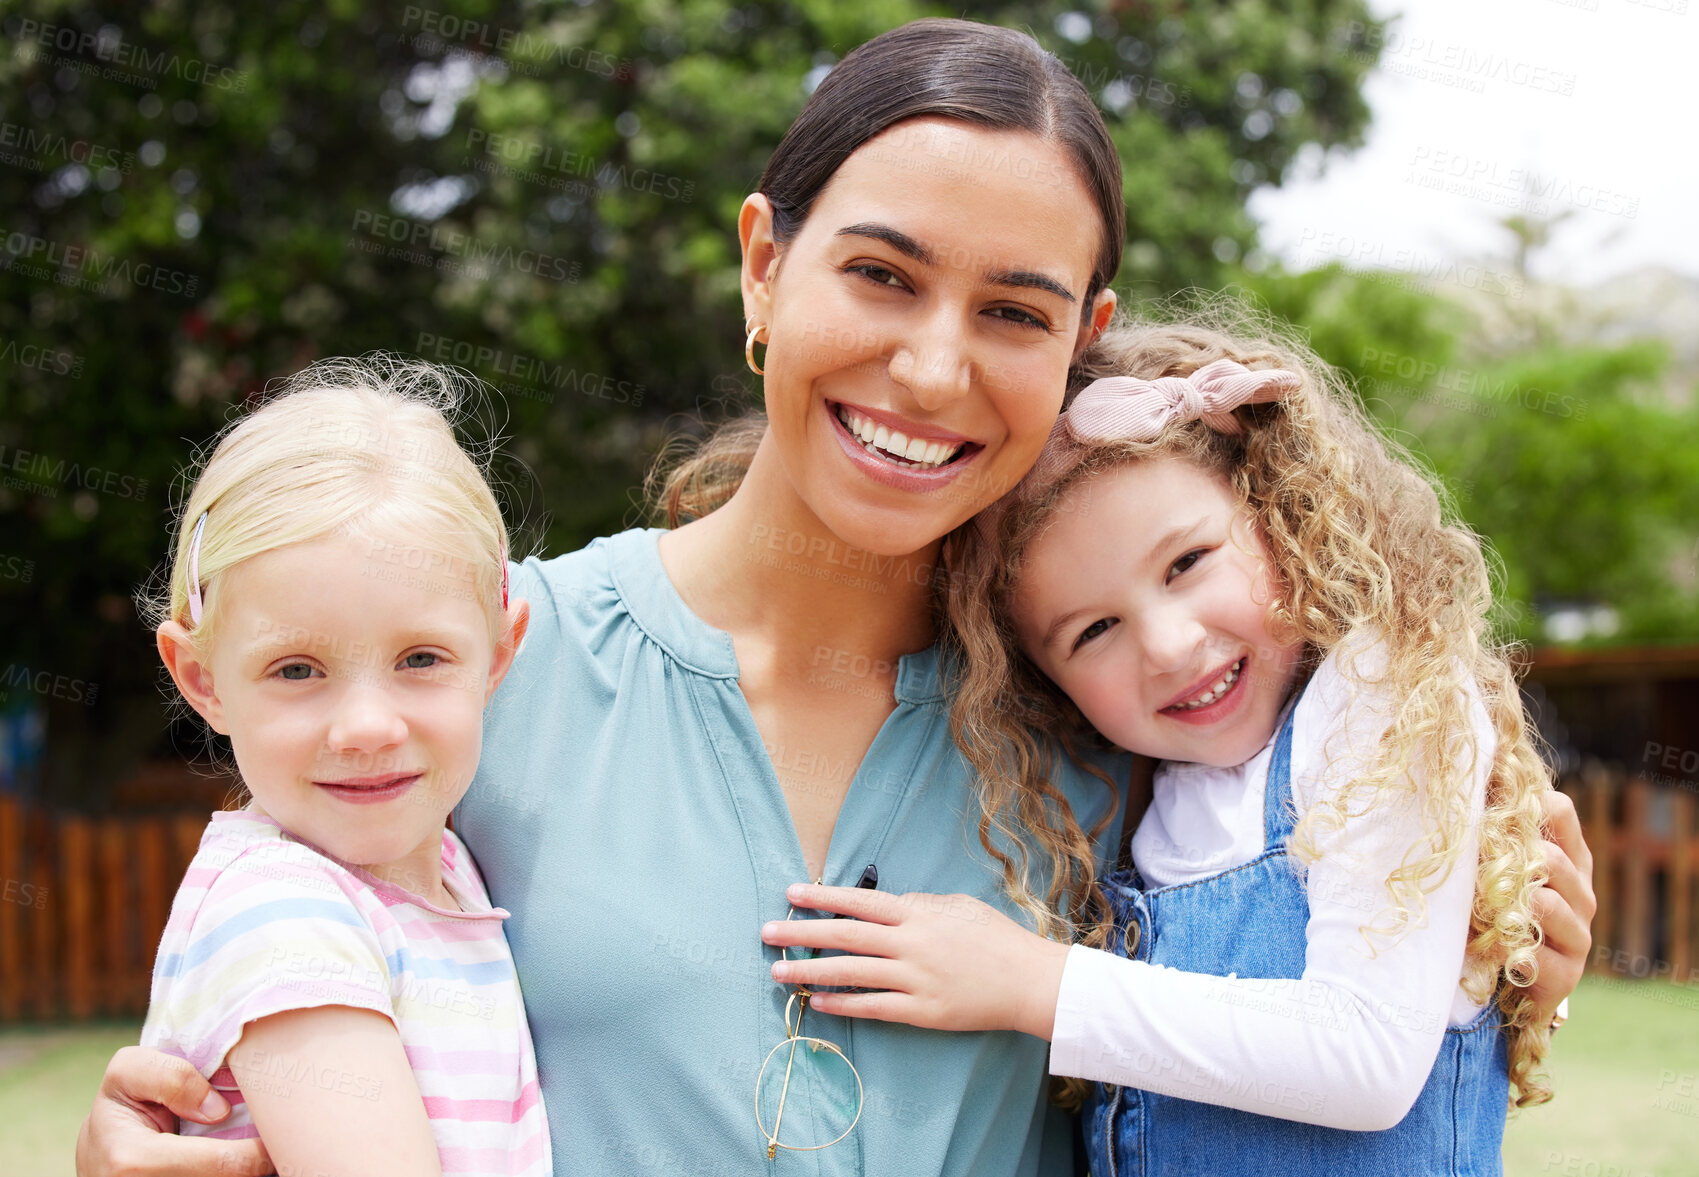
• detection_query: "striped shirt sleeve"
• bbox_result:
[146,837,396,1079]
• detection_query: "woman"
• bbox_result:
[78,19,1595,1177]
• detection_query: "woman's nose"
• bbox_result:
[887,321,973,410]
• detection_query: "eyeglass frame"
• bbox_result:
[756,866,879,1159]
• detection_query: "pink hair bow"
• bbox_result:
[1065,358,1302,443]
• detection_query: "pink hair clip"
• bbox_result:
[186,510,209,625]
[1066,357,1302,443]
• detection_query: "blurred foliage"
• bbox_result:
[0,0,1386,800]
[1240,264,1699,646]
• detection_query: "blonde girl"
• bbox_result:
[138,357,548,1177]
[765,310,1553,1174]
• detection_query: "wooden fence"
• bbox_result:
[1567,766,1698,983]
[0,795,206,1021]
[0,762,1694,1023]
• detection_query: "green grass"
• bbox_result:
[1504,975,1699,1177]
[5,976,1697,1176]
[0,1021,141,1177]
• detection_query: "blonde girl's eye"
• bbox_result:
[402,651,440,670]
[277,663,316,682]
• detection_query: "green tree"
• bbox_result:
[0,0,1383,803]
[1241,266,1699,645]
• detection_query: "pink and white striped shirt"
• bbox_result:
[142,811,550,1175]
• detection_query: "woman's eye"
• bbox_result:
[277,663,315,681]
[1073,618,1116,650]
[849,263,906,289]
[986,305,1047,330]
[1167,549,1206,582]
[402,651,440,670]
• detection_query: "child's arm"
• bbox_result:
[228,1005,442,1177]
[769,821,1472,1134]
[768,675,1491,1132]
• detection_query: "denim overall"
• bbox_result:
[1082,702,1509,1177]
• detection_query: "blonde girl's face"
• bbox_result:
[1012,457,1303,769]
[179,529,523,895]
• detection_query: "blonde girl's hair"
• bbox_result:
[941,301,1554,1109]
[138,354,512,659]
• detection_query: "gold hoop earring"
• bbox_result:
[745,320,766,377]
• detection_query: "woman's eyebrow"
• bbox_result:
[983,267,1075,303]
[836,222,933,263]
[834,222,1076,303]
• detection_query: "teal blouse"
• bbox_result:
[456,528,1124,1176]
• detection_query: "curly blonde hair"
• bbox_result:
[940,303,1555,1109]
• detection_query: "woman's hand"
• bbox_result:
[761,882,1071,1040]
[1526,788,1597,1022]
[74,1046,273,1176]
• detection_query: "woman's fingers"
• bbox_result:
[1539,793,1598,926]
[105,1046,228,1123]
[1541,789,1596,891]
[1535,843,1592,956]
[75,1047,275,1177]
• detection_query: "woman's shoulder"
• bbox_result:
[511,526,658,614]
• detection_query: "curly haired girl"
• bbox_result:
[765,308,1552,1174]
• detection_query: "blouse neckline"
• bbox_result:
[606,527,947,707]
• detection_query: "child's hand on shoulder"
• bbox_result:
[760,883,1071,1040]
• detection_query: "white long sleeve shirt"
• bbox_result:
[1049,640,1496,1131]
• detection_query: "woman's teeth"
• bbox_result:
[1173,659,1244,710]
[836,405,965,469]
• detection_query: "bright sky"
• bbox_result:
[1249,0,1699,287]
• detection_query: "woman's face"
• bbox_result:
[742,117,1115,556]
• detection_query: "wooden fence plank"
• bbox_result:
[1669,790,1693,983]
[1583,763,1615,969]
[136,817,170,1004]
[60,817,94,1019]
[0,796,22,1020]
[1620,777,1653,966]
[29,832,53,1020]
[98,820,129,1014]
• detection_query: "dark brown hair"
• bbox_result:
[650,18,1124,525]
